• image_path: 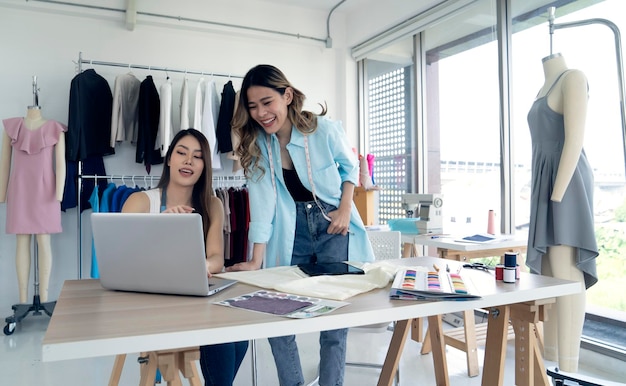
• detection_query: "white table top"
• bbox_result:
[42,256,579,362]
[401,233,528,252]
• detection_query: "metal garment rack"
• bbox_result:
[74,52,245,279]
[73,54,256,384]
[76,52,244,80]
[75,174,247,279]
[548,6,626,174]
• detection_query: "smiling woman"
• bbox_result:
[122,129,223,274]
[227,63,376,386]
[120,128,249,386]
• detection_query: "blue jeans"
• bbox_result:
[199,341,249,386]
[268,200,349,386]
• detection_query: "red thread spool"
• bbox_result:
[495,264,504,280]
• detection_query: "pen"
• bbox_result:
[431,236,440,239]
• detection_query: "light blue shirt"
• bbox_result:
[247,116,375,268]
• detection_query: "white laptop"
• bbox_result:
[91,212,237,296]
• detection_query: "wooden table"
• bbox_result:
[401,233,527,261]
[42,257,579,386]
[402,233,528,377]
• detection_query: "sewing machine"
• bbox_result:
[401,194,444,233]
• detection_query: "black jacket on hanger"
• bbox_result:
[135,75,163,173]
[67,69,115,161]
[216,80,236,153]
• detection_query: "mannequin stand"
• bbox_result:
[546,366,626,386]
[3,240,56,335]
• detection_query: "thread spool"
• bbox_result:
[503,267,516,283]
[495,264,504,280]
[496,263,520,281]
[487,210,495,234]
[504,252,517,268]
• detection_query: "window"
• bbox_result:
[423,1,500,235]
[511,0,626,349]
[359,0,626,355]
[362,37,415,224]
[367,65,412,222]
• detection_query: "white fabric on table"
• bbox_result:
[215,261,410,301]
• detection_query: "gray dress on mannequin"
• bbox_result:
[526,71,599,289]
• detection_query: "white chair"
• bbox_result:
[345,230,401,384]
[367,230,402,262]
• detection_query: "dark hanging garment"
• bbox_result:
[66,69,115,161]
[227,187,249,265]
[216,80,236,153]
[61,156,108,212]
[135,76,163,173]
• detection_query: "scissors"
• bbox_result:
[462,262,493,272]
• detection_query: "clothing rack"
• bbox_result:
[76,174,247,279]
[77,52,244,79]
[213,174,248,188]
[73,52,246,279]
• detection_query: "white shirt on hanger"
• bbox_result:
[158,78,172,157]
[180,77,189,131]
[193,77,204,131]
[201,79,221,170]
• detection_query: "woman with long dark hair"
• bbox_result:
[227,64,374,385]
[123,128,248,386]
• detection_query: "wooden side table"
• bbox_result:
[403,233,528,377]
[108,347,202,386]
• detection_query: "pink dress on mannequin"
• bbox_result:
[3,117,67,234]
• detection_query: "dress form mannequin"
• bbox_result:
[0,107,66,304]
[530,53,593,373]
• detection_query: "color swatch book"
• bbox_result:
[215,290,349,319]
[390,268,481,301]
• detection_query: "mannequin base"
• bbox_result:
[547,366,626,386]
[3,295,56,335]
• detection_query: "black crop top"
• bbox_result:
[283,168,314,202]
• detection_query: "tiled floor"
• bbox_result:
[2,314,626,385]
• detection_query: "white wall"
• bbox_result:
[0,0,352,314]
[0,0,430,315]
